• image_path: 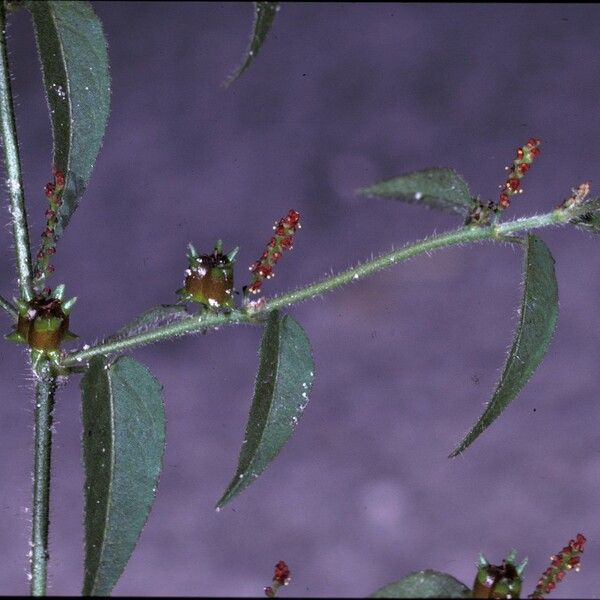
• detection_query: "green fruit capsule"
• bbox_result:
[6,287,77,362]
[472,551,526,599]
[177,240,238,310]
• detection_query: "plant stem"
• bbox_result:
[30,360,56,596]
[60,204,590,367]
[0,5,33,302]
[0,293,17,318]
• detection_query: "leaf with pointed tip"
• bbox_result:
[450,234,558,457]
[370,570,471,598]
[358,168,474,215]
[216,310,314,508]
[569,199,600,233]
[81,355,165,596]
[104,304,192,343]
[27,0,110,239]
[224,2,279,87]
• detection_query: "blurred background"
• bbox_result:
[1,2,600,596]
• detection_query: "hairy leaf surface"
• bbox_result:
[28,0,110,238]
[104,304,192,343]
[370,570,471,598]
[216,310,314,508]
[81,356,165,596]
[359,168,474,214]
[450,234,558,457]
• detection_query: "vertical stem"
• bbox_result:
[30,361,56,596]
[0,5,33,301]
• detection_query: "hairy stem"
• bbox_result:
[0,5,33,301]
[30,360,56,596]
[60,205,588,368]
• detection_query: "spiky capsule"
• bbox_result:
[6,286,77,367]
[472,550,527,599]
[177,240,238,310]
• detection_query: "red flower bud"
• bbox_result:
[54,170,65,188]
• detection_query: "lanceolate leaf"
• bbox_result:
[104,304,192,343]
[216,310,314,508]
[81,356,165,596]
[359,168,474,215]
[27,0,110,239]
[224,2,279,87]
[370,570,471,598]
[450,234,558,457]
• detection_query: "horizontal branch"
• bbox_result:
[60,204,590,368]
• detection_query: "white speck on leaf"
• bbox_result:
[50,83,66,100]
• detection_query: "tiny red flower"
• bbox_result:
[263,560,291,597]
[54,171,65,188]
[273,561,290,585]
[496,138,541,211]
[246,210,301,295]
[36,167,65,285]
[530,533,586,598]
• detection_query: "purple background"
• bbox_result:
[1,2,600,597]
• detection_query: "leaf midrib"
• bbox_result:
[88,360,116,596]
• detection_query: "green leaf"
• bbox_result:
[27,0,110,239]
[358,168,474,214]
[450,234,558,457]
[569,199,600,233]
[216,310,314,508]
[370,570,471,598]
[104,304,192,343]
[80,355,165,596]
[224,2,279,87]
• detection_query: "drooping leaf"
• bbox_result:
[224,2,279,87]
[27,0,110,239]
[450,234,558,457]
[216,310,314,508]
[80,355,165,596]
[104,304,192,343]
[370,570,471,599]
[358,168,475,215]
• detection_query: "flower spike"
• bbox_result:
[498,138,541,210]
[33,166,65,286]
[246,209,301,296]
[529,533,586,598]
[264,560,291,598]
